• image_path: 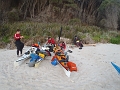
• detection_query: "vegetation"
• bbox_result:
[0,21,120,48]
[49,0,62,4]
[1,0,120,30]
[0,0,120,48]
[98,0,120,13]
[64,3,77,9]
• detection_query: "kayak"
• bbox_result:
[58,61,71,77]
[14,47,37,67]
[51,54,71,77]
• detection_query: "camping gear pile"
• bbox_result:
[14,43,51,67]
[28,43,51,67]
[14,41,77,77]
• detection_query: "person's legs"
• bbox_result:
[20,42,24,55]
[80,42,83,49]
[80,42,83,47]
[76,42,79,47]
[17,49,19,56]
[15,40,23,56]
[15,41,20,56]
[20,49,22,55]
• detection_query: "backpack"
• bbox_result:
[67,61,77,72]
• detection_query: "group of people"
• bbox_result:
[14,29,83,57]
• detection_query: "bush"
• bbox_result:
[0,25,9,36]
[2,36,10,43]
[7,9,19,22]
[49,0,62,4]
[69,18,81,25]
[65,3,77,9]
[0,21,120,48]
[110,35,120,44]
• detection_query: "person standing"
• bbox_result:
[14,29,24,57]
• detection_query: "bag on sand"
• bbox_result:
[67,61,77,72]
[28,60,35,67]
[51,58,58,66]
[39,53,45,59]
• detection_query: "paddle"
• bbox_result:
[58,26,62,43]
[111,62,120,74]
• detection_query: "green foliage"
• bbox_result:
[0,21,120,45]
[49,0,74,4]
[0,25,9,36]
[2,36,10,43]
[23,35,30,39]
[65,26,70,30]
[68,0,74,3]
[53,6,60,12]
[110,35,120,44]
[99,19,106,28]
[99,0,111,11]
[74,26,82,32]
[92,35,101,42]
[65,3,77,9]
[99,0,120,11]
[77,32,86,39]
[7,9,19,22]
[69,18,81,25]
[49,0,62,4]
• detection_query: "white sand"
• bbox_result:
[0,44,120,90]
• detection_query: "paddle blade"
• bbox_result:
[111,62,120,74]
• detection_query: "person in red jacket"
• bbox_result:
[14,29,24,56]
[59,41,66,51]
[46,37,56,52]
[47,37,56,46]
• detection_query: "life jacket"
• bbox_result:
[53,46,61,53]
[32,43,39,48]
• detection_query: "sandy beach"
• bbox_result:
[0,43,120,90]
